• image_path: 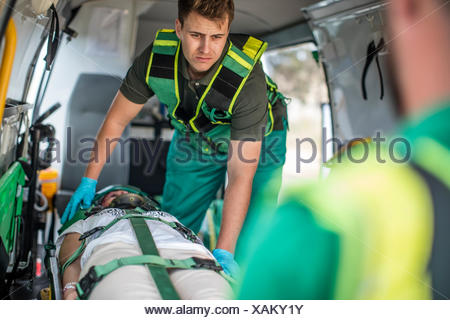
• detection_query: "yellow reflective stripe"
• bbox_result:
[265,102,274,136]
[242,37,264,59]
[266,75,277,90]
[228,50,252,70]
[206,210,216,251]
[190,42,233,131]
[146,51,154,84]
[159,28,175,33]
[171,43,182,123]
[228,41,268,113]
[267,82,276,90]
[211,120,229,125]
[154,40,179,47]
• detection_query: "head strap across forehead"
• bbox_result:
[93,185,149,204]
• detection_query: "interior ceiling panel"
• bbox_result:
[232,0,320,35]
[72,0,323,35]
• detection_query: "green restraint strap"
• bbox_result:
[129,217,180,300]
[84,256,212,280]
[103,213,176,233]
[60,239,86,276]
[75,254,225,300]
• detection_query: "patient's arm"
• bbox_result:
[59,233,83,300]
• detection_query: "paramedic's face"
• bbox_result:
[175,11,229,79]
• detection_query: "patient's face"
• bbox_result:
[101,191,129,207]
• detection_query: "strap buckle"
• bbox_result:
[79,226,104,240]
[77,266,104,300]
[192,257,223,272]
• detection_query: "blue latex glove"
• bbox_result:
[213,248,240,279]
[60,177,97,224]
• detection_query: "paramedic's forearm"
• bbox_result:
[216,140,261,253]
[216,177,254,253]
[84,118,127,180]
[84,91,144,180]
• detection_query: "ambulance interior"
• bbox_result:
[0,0,397,299]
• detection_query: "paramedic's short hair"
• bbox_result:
[178,0,235,26]
[434,0,449,14]
[440,0,450,13]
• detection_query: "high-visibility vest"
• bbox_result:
[146,29,285,154]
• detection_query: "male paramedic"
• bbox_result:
[239,0,450,299]
[61,0,288,278]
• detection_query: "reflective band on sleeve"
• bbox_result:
[155,29,179,41]
[154,40,179,47]
[242,37,264,59]
[160,28,175,33]
[227,41,267,113]
[228,50,252,70]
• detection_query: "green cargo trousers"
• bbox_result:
[161,127,287,248]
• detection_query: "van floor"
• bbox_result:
[6,268,49,299]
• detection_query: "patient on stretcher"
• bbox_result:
[57,187,232,300]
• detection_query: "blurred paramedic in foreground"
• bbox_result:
[239,0,450,299]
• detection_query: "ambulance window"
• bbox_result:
[262,42,330,190]
[25,44,48,107]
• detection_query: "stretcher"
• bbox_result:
[45,185,233,300]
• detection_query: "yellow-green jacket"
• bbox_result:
[239,101,450,299]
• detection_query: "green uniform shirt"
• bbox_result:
[238,101,450,299]
[120,38,272,141]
